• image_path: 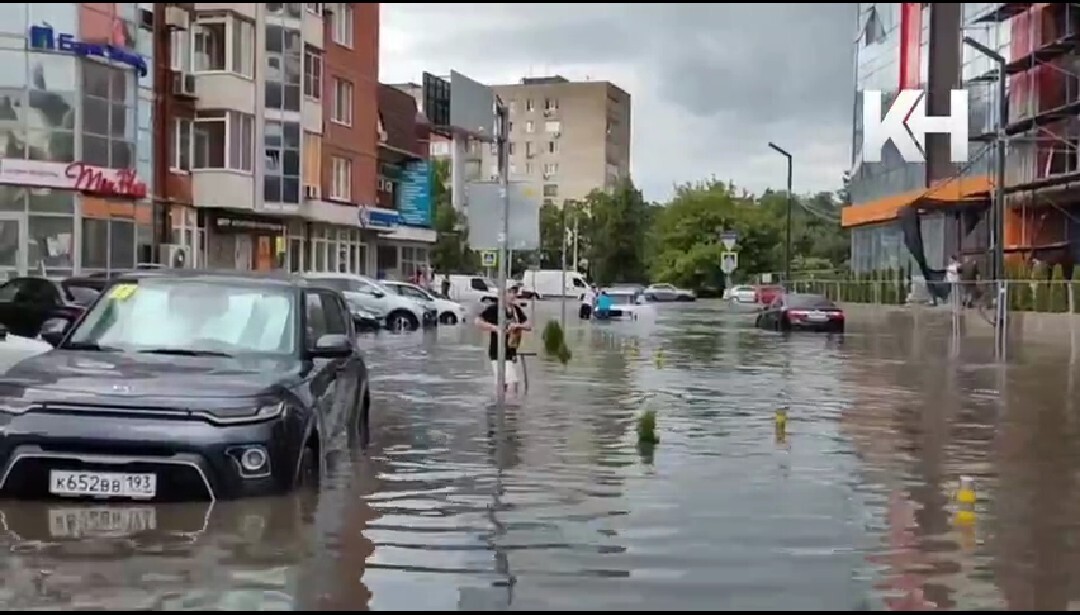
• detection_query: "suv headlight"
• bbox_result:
[202,401,286,425]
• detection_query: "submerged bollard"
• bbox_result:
[954,475,977,526]
[775,407,788,443]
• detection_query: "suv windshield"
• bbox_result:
[66,280,297,355]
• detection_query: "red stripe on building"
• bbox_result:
[898,3,923,90]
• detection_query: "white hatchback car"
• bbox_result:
[380,281,468,325]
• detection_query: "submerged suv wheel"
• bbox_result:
[387,310,418,332]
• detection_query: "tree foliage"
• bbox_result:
[583,178,653,285]
[429,159,480,273]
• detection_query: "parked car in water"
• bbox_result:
[304,273,429,332]
[0,270,371,502]
[754,284,785,306]
[755,292,845,333]
[341,295,383,333]
[724,285,758,304]
[380,280,467,325]
[441,274,499,305]
[644,283,696,303]
[594,288,648,321]
[0,276,107,338]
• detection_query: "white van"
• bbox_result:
[521,269,589,299]
[440,274,498,306]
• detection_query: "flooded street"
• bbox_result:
[0,299,1078,610]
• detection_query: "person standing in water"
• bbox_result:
[475,284,531,395]
[579,284,597,319]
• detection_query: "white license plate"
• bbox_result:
[48,470,157,499]
[48,506,157,538]
[807,311,829,322]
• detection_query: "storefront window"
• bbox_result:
[376,244,397,278]
[28,215,73,275]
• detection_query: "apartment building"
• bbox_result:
[846,3,1080,275]
[0,2,434,280]
[484,76,631,207]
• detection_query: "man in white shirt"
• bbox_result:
[579,285,597,319]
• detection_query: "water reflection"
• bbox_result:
[0,301,1079,609]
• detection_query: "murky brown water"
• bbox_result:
[0,300,1076,610]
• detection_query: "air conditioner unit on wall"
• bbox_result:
[173,71,197,98]
[163,244,191,269]
[164,6,190,31]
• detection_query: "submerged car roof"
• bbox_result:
[111,269,311,288]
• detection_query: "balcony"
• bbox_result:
[192,171,255,210]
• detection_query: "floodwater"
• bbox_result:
[0,300,1077,610]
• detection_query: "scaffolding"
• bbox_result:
[967,2,1080,264]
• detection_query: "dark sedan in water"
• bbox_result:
[755,292,845,333]
[0,270,371,502]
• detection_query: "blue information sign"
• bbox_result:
[398,160,433,227]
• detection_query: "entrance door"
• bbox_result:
[0,214,26,281]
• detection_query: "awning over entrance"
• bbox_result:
[841,175,992,228]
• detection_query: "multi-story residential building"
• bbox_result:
[0,3,158,279]
[845,3,1080,275]
[373,84,435,279]
[484,76,632,207]
[163,2,398,276]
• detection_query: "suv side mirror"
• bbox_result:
[312,334,353,359]
[41,317,69,347]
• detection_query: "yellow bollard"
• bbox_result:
[775,408,788,443]
[654,348,665,368]
[954,475,977,526]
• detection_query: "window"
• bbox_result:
[194,16,254,77]
[508,100,516,113]
[548,140,558,154]
[508,142,516,156]
[543,183,558,197]
[170,29,191,72]
[264,120,302,204]
[331,78,353,125]
[525,141,536,157]
[331,157,351,200]
[525,162,533,175]
[80,61,134,169]
[525,120,535,133]
[303,45,321,99]
[525,99,534,112]
[171,118,193,171]
[544,98,559,111]
[193,111,254,172]
[543,163,558,178]
[332,2,353,47]
[306,3,323,14]
[544,120,561,133]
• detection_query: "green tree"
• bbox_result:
[429,159,479,273]
[584,178,651,284]
[648,179,783,291]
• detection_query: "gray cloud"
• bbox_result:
[381,3,856,202]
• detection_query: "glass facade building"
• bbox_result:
[847,3,996,274]
[0,2,154,278]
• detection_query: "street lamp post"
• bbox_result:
[962,36,1008,358]
[768,142,794,284]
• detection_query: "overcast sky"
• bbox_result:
[380,3,857,203]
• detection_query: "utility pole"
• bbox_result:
[559,205,567,330]
[571,210,579,275]
[768,142,794,284]
[494,102,510,403]
[963,36,1008,358]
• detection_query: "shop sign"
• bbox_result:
[28,25,148,77]
[210,212,286,236]
[0,159,147,199]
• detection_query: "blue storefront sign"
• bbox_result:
[360,207,401,230]
[398,160,433,227]
[29,25,148,77]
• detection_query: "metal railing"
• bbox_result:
[787,278,1080,314]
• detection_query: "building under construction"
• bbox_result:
[845,3,1080,278]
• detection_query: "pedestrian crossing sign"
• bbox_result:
[481,250,497,267]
